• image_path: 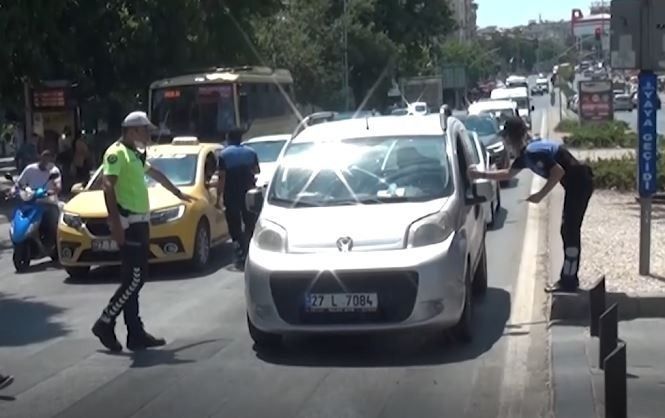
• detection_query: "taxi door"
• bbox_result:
[203,150,228,243]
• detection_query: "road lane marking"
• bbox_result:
[497,110,548,418]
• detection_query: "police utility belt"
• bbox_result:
[118,205,149,229]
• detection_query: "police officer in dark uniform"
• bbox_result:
[469,116,594,292]
[216,130,260,270]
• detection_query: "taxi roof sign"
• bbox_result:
[171,136,199,145]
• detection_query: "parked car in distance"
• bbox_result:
[244,134,290,187]
[457,113,509,171]
[614,93,633,112]
[244,113,492,348]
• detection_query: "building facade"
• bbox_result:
[450,0,477,41]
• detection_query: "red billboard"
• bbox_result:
[578,80,614,122]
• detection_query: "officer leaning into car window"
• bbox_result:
[216,130,260,270]
[468,116,594,293]
[92,111,194,352]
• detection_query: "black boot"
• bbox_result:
[127,331,166,351]
[92,320,123,352]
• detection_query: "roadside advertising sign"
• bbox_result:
[578,80,614,122]
[638,71,658,197]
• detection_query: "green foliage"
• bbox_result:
[587,156,665,191]
[563,121,636,148]
[252,0,456,110]
[437,40,501,86]
[555,119,579,133]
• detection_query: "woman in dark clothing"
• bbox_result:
[469,116,594,292]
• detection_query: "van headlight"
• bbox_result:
[62,212,83,229]
[406,213,453,248]
[151,205,185,225]
[254,219,287,252]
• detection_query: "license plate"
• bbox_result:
[305,293,378,313]
[92,239,118,252]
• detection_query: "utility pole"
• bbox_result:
[611,0,664,275]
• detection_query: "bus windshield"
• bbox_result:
[150,85,236,140]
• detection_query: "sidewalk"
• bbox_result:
[551,319,665,418]
[548,114,665,417]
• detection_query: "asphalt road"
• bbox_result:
[0,99,553,418]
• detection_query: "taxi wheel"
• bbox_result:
[66,266,90,280]
[191,220,211,271]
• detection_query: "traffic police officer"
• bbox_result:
[92,111,193,352]
[216,130,260,270]
[469,116,594,292]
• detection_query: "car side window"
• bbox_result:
[460,130,481,165]
[204,152,217,182]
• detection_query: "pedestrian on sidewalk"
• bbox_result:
[91,111,194,352]
[468,116,594,292]
[0,373,14,390]
[215,130,260,270]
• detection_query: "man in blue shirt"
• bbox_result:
[216,131,260,270]
[469,117,594,292]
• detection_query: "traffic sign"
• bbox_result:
[638,71,658,197]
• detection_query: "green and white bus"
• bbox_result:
[149,66,299,142]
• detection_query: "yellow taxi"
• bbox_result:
[57,137,228,279]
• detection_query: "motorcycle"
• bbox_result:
[4,172,62,272]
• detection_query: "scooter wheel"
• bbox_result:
[13,244,31,273]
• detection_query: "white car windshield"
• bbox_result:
[268,136,453,207]
[245,140,287,163]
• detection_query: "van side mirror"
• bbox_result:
[70,182,85,195]
[246,187,264,214]
[531,105,535,111]
[466,178,493,205]
[4,173,13,182]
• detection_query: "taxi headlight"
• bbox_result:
[254,219,287,252]
[62,212,83,229]
[406,213,454,248]
[151,205,185,225]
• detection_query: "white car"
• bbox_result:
[407,102,429,115]
[244,134,290,187]
[244,112,493,347]
[468,100,520,130]
[614,93,633,112]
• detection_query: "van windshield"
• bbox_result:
[268,136,453,207]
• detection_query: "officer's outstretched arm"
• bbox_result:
[146,166,193,202]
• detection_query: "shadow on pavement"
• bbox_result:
[99,339,225,368]
[0,292,70,346]
[63,243,235,285]
[256,287,511,368]
[488,207,508,231]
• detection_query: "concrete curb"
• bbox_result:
[550,290,665,321]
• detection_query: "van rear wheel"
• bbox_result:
[66,266,90,280]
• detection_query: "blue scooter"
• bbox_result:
[4,172,61,272]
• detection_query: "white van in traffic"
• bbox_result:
[468,99,519,129]
[490,87,534,128]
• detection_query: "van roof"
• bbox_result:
[491,87,528,99]
[293,115,445,143]
[469,100,517,113]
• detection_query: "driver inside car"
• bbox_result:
[13,150,62,247]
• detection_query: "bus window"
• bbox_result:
[151,85,236,140]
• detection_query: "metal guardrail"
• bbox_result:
[588,276,627,418]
